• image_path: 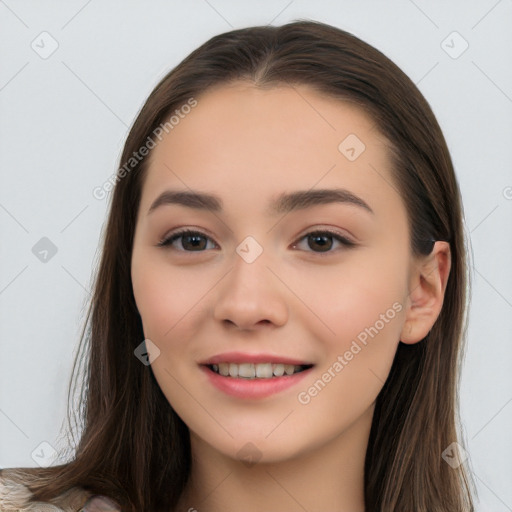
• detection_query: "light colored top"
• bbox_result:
[0,469,120,512]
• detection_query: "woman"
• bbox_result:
[0,19,476,512]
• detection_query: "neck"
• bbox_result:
[176,404,373,512]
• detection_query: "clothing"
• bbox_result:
[0,469,120,512]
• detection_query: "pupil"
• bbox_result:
[184,234,206,250]
[309,234,332,252]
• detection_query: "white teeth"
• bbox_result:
[229,363,239,377]
[238,363,255,378]
[256,363,273,378]
[218,363,229,376]
[284,364,295,375]
[273,363,285,377]
[210,362,309,378]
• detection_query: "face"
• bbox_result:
[131,82,415,464]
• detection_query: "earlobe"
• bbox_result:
[400,241,451,344]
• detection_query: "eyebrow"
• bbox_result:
[147,188,374,216]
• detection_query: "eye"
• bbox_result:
[291,229,356,254]
[157,228,356,254]
[156,229,218,252]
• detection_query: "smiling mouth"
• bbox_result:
[206,362,314,379]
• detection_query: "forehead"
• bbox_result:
[139,82,403,221]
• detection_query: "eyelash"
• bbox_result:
[156,228,356,255]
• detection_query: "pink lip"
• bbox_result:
[200,351,312,366]
[200,365,314,399]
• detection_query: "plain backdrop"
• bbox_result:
[1,1,511,510]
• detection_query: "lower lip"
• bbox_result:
[201,365,313,399]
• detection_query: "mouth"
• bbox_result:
[199,354,315,399]
[206,362,313,379]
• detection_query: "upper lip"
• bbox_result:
[200,351,313,366]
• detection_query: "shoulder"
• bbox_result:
[0,468,101,512]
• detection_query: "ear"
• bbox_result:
[400,241,451,344]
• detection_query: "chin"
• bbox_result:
[192,428,314,466]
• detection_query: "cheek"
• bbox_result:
[290,253,407,351]
[131,259,205,402]
[291,252,408,422]
[131,252,207,341]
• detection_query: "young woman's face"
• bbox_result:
[131,82,416,464]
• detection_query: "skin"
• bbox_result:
[130,82,451,512]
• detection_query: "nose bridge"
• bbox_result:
[213,240,288,329]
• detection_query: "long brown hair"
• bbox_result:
[4,20,476,511]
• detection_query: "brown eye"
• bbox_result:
[292,230,355,254]
[157,230,217,251]
[307,233,333,252]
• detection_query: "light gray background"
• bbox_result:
[1,1,511,510]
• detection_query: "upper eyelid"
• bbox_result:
[160,227,218,245]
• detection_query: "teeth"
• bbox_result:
[256,363,273,378]
[284,364,295,375]
[229,363,239,378]
[218,363,229,376]
[273,363,285,377]
[210,362,309,378]
[238,363,255,378]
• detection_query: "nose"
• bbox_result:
[213,251,289,331]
